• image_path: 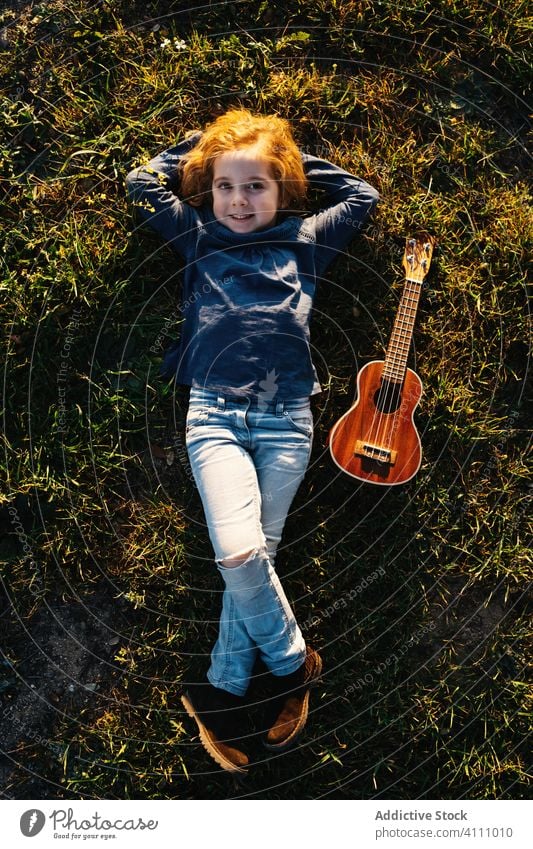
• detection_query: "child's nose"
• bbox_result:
[232,186,248,205]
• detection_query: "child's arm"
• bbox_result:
[301,150,379,275]
[125,132,203,257]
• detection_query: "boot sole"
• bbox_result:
[181,692,249,775]
[262,653,323,751]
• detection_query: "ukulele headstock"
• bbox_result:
[402,234,435,282]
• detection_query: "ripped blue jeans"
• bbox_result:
[185,387,313,696]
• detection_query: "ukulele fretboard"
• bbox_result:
[382,279,423,383]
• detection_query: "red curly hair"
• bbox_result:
[179,108,308,210]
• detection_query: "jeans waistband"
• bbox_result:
[188,387,311,414]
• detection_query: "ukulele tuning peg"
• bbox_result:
[409,239,416,247]
[423,242,431,253]
[407,254,414,265]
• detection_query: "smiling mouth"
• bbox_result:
[230,214,253,220]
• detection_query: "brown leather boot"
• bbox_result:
[262,647,323,750]
[181,683,249,774]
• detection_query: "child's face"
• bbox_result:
[211,147,280,233]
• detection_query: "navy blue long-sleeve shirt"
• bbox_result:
[126,133,379,398]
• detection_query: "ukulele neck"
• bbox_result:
[382,277,423,384]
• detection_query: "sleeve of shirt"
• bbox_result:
[125,132,203,259]
[301,151,379,276]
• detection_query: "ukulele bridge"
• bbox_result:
[354,440,397,465]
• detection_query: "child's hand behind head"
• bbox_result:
[180,108,308,230]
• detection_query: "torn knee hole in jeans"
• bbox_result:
[219,547,262,569]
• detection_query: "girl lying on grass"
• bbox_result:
[126,107,378,775]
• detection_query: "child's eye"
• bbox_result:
[214,181,265,191]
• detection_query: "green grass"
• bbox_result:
[0,0,531,799]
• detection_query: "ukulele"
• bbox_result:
[328,234,435,485]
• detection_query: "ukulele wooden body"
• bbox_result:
[329,234,434,486]
[329,361,423,485]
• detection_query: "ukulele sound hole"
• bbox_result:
[374,379,402,413]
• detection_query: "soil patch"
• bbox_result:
[0,585,133,798]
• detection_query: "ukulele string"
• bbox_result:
[367,340,401,448]
[386,276,422,451]
[377,276,418,453]
[369,291,406,447]
[369,363,398,451]
[382,278,415,452]
[368,337,398,450]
